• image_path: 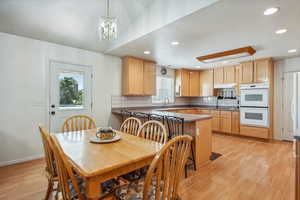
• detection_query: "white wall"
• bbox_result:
[274,56,300,140]
[0,32,122,166]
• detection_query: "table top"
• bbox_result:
[53,129,162,178]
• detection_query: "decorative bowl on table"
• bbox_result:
[89,127,121,144]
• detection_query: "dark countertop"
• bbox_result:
[112,105,239,122]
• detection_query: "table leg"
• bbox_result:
[86,177,102,200]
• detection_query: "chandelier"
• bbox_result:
[99,0,117,41]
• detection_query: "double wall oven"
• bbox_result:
[240,83,269,128]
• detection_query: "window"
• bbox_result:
[152,76,175,104]
[59,71,84,108]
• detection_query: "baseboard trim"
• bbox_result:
[0,154,44,167]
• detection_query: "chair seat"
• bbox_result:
[115,177,181,200]
[57,177,125,200]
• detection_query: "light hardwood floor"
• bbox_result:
[0,134,294,200]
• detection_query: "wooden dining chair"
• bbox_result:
[137,120,168,144]
[165,116,197,177]
[38,125,58,200]
[116,135,193,200]
[48,135,85,200]
[61,114,96,132]
[120,117,142,136]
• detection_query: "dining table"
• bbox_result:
[53,129,163,200]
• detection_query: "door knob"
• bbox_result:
[51,104,55,108]
[50,111,55,115]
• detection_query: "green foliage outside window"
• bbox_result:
[60,77,83,106]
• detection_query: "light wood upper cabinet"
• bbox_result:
[239,61,254,83]
[254,58,272,83]
[189,71,200,96]
[199,70,214,96]
[176,69,199,97]
[213,67,224,85]
[235,65,241,96]
[223,66,236,83]
[122,56,156,96]
[143,61,156,95]
[176,69,190,97]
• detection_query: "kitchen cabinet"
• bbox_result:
[235,65,241,96]
[122,56,156,96]
[213,67,224,85]
[254,58,272,83]
[231,111,240,134]
[143,61,156,95]
[223,66,236,83]
[199,70,214,96]
[176,69,200,97]
[220,111,232,133]
[189,71,200,96]
[240,126,269,139]
[239,61,254,83]
[211,110,220,132]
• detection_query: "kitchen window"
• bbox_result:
[152,76,175,104]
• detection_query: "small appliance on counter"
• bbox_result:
[239,82,269,128]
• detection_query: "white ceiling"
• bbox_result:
[107,0,300,68]
[0,0,154,51]
[0,0,299,69]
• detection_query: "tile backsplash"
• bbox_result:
[111,95,190,108]
[111,95,239,108]
[190,97,239,107]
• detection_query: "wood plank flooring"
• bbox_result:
[0,134,294,200]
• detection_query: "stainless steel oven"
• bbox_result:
[240,107,269,127]
[240,83,269,107]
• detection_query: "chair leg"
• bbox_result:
[45,178,53,200]
[191,142,197,171]
[185,165,188,178]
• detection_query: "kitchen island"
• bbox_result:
[112,106,214,168]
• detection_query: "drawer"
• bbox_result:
[232,111,240,118]
[198,109,211,114]
[240,126,269,139]
[211,110,220,117]
[220,111,232,118]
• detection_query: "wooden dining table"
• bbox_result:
[53,129,163,200]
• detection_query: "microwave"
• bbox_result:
[240,83,269,107]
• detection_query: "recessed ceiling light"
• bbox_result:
[288,49,297,53]
[171,41,179,45]
[144,51,151,55]
[275,29,288,34]
[264,7,279,16]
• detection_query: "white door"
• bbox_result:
[49,61,93,133]
[282,72,299,140]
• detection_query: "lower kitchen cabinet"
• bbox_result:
[212,117,220,132]
[220,117,231,133]
[240,126,269,139]
[231,111,240,135]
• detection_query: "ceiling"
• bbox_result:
[0,0,299,69]
[107,0,300,68]
[0,0,154,51]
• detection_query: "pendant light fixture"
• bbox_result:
[99,0,117,41]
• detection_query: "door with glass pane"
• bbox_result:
[49,61,93,133]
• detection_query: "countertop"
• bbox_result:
[112,105,239,122]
